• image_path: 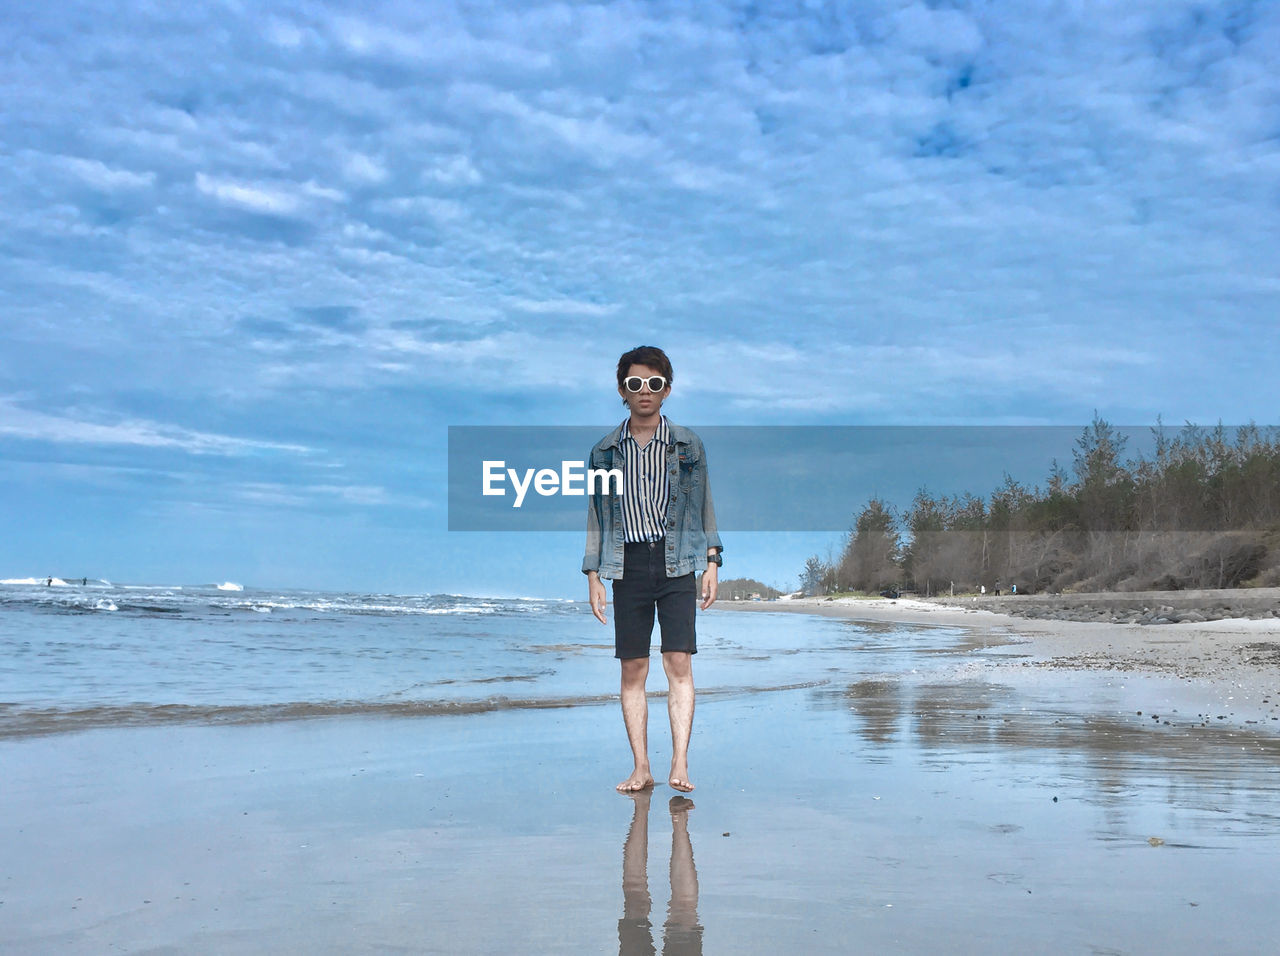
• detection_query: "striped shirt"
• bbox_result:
[620,416,671,542]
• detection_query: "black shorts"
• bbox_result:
[611,540,697,660]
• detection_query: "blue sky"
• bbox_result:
[2,0,1277,596]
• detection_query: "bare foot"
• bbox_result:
[669,760,695,792]
[617,768,655,792]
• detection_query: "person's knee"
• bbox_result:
[662,651,692,681]
[621,657,649,687]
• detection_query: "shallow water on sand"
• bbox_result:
[3,598,1279,952]
[0,584,990,735]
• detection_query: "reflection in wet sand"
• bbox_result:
[618,790,653,956]
[834,678,1280,824]
[665,797,701,955]
[840,619,902,637]
[840,679,904,748]
[619,791,702,956]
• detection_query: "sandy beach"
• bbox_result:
[730,588,1280,730]
[4,590,1280,953]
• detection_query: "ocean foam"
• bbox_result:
[216,582,244,591]
[0,680,826,737]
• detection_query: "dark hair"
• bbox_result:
[616,346,674,389]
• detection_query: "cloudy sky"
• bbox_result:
[2,0,1277,596]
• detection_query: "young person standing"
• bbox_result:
[583,346,723,793]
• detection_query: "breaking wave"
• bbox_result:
[0,580,579,620]
[0,681,827,738]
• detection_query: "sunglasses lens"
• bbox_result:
[625,377,643,392]
[647,377,665,391]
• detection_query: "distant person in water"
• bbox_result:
[582,346,723,794]
[45,578,51,587]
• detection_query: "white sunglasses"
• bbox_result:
[623,375,667,393]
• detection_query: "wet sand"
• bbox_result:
[4,601,1280,953]
[729,591,1280,729]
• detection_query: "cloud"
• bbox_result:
[292,305,362,330]
[422,154,482,185]
[61,156,156,191]
[327,11,553,75]
[0,398,311,456]
[449,81,653,165]
[232,480,431,509]
[301,180,347,202]
[373,195,468,222]
[508,298,619,317]
[682,338,1157,420]
[343,152,388,184]
[194,173,306,216]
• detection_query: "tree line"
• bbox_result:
[801,417,1280,596]
[717,577,783,601]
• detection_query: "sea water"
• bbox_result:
[1,580,924,736]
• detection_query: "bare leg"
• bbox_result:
[618,657,655,792]
[662,651,695,792]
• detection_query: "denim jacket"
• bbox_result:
[582,419,723,580]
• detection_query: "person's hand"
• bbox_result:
[588,574,608,624]
[700,563,718,610]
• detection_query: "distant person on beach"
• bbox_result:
[583,345,723,794]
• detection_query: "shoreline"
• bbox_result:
[6,593,1280,951]
[718,589,1280,730]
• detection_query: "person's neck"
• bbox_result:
[628,410,662,439]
